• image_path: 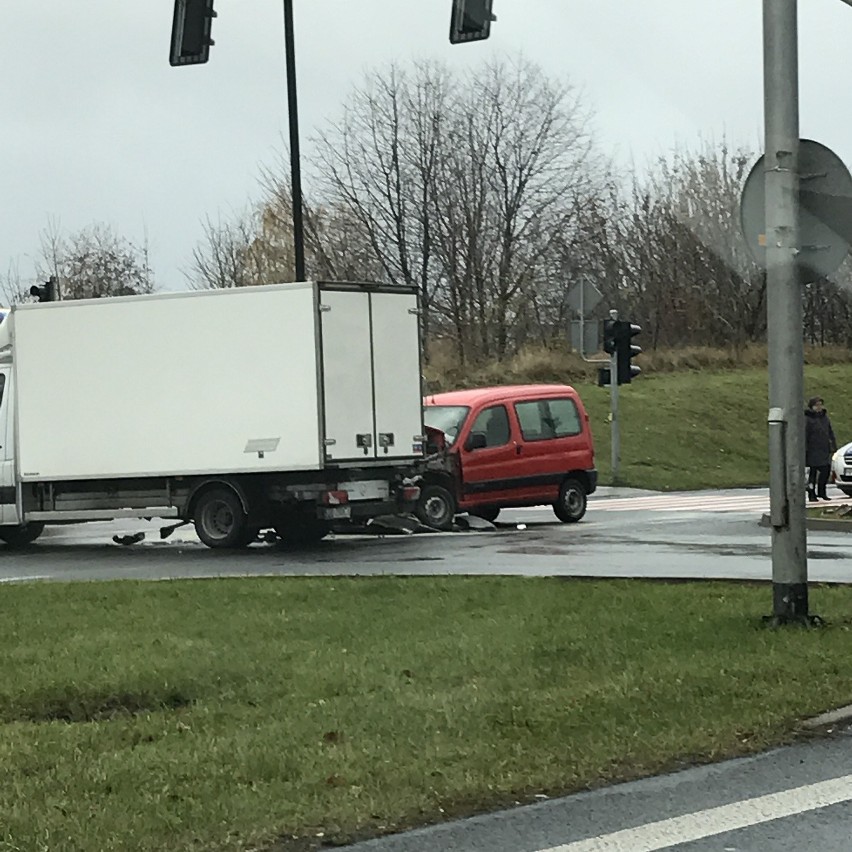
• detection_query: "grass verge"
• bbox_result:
[580,362,851,490]
[808,502,852,522]
[428,356,852,491]
[2,576,852,851]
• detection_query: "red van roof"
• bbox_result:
[423,383,578,407]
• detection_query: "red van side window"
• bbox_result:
[469,405,511,447]
[515,398,581,441]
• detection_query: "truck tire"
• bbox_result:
[0,522,45,547]
[471,506,500,523]
[416,484,456,531]
[553,478,587,523]
[193,487,250,549]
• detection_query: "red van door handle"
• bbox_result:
[515,444,522,455]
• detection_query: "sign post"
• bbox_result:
[761,0,810,624]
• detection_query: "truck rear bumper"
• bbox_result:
[320,487,420,523]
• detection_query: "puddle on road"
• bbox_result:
[497,545,573,557]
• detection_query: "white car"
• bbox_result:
[830,442,852,497]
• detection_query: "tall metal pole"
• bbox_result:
[283,0,306,281]
[608,309,620,484]
[763,0,809,622]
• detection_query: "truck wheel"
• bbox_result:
[416,484,456,531]
[553,478,587,523]
[0,522,45,547]
[471,506,500,523]
[193,488,249,549]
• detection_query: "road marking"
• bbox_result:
[0,575,48,583]
[511,494,772,514]
[595,500,768,513]
[537,773,852,852]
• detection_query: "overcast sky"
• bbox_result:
[2,1,852,291]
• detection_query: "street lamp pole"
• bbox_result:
[282,0,306,281]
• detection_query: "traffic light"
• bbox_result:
[170,0,217,66]
[615,322,642,384]
[602,318,618,355]
[30,277,58,303]
[449,0,496,44]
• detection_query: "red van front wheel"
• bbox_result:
[553,478,587,523]
[416,484,456,531]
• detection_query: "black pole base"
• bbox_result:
[763,582,825,628]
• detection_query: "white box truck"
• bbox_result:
[0,281,425,548]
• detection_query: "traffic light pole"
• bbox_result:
[283,0,306,281]
[763,0,813,625]
[608,310,620,483]
[610,350,620,483]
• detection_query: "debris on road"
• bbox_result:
[112,532,146,546]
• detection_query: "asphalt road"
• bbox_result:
[335,726,852,852]
[2,486,851,585]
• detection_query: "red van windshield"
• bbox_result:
[423,405,469,445]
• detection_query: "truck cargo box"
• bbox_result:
[7,281,423,482]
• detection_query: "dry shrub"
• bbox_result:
[424,344,597,393]
[803,345,852,366]
[423,342,852,393]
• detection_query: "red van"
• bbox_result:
[418,384,597,529]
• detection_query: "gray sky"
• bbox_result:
[2,1,851,291]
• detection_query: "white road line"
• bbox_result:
[510,497,772,513]
[0,575,48,583]
[607,497,765,504]
[537,773,852,852]
[596,503,768,513]
[659,502,768,513]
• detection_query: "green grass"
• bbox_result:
[3,577,852,852]
[425,345,852,491]
[577,363,851,490]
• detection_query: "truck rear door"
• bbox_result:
[370,290,423,460]
[0,368,18,524]
[319,288,375,461]
[319,285,423,463]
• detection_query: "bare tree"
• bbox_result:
[187,203,297,290]
[312,61,450,356]
[312,56,610,362]
[188,63,852,359]
[0,259,28,305]
[608,141,767,348]
[259,165,386,283]
[186,186,387,290]
[37,221,154,300]
[431,58,610,358]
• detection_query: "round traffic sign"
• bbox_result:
[740,139,852,282]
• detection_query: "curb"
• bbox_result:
[800,704,852,730]
[760,514,852,533]
[806,518,852,533]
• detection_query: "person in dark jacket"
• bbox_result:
[805,396,837,501]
